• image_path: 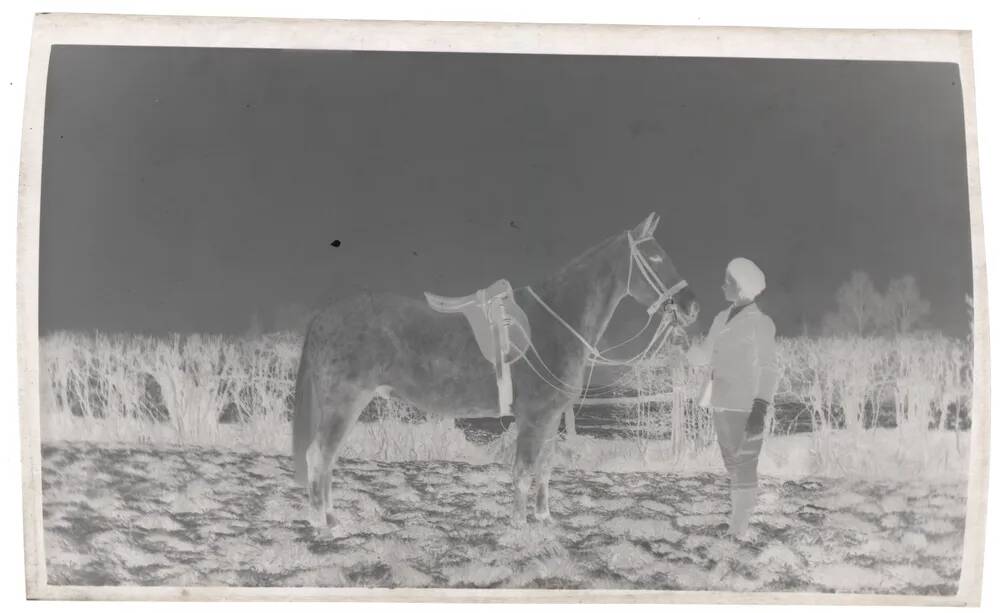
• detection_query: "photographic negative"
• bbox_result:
[17,14,987,604]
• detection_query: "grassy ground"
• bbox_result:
[41,440,965,593]
[42,409,971,482]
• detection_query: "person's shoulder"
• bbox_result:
[753,308,776,331]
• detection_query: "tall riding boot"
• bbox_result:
[727,486,757,538]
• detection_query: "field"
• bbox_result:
[36,330,973,593]
[42,439,966,592]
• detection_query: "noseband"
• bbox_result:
[627,231,689,316]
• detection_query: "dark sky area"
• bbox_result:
[39,46,972,340]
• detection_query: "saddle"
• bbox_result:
[425,278,532,416]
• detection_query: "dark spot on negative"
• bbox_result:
[331,240,341,247]
[509,220,520,230]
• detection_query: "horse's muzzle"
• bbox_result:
[667,287,699,327]
[679,301,700,327]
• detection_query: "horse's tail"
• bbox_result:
[292,331,315,488]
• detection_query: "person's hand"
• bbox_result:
[685,343,708,367]
[745,398,769,439]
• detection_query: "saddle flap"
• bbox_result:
[490,289,532,363]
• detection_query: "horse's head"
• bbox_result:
[625,212,699,327]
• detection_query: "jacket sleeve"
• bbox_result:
[753,314,780,404]
[687,312,722,367]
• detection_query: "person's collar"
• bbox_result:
[727,300,756,321]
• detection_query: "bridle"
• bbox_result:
[516,229,694,396]
[626,230,690,317]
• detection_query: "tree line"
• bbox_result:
[821,271,951,338]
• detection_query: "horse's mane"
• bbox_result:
[523,230,624,294]
[556,231,623,276]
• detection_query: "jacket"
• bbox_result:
[686,303,779,410]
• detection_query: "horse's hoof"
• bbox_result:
[311,524,337,541]
[534,510,553,524]
[309,509,323,528]
[709,559,734,582]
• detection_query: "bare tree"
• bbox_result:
[838,271,884,335]
[822,271,884,336]
[881,275,931,335]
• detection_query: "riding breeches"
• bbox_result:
[712,407,763,491]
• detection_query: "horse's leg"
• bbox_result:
[533,434,558,522]
[511,419,545,526]
[306,385,373,529]
[534,407,566,523]
[511,409,561,526]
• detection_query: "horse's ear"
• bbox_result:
[647,213,661,236]
[635,212,656,237]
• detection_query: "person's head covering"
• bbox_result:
[726,257,766,301]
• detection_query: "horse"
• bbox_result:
[292,212,699,527]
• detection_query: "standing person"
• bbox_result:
[686,258,779,540]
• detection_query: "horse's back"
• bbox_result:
[301,292,496,408]
[305,292,475,349]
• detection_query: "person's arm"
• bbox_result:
[686,312,722,367]
[746,314,778,438]
[754,314,779,404]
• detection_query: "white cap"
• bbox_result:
[727,257,766,301]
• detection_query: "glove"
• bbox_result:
[745,398,768,439]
